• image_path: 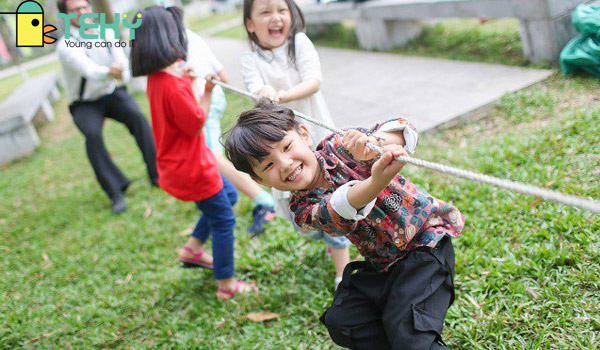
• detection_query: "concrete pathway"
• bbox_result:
[206,37,553,131]
[0,35,553,133]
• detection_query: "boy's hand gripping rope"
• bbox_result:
[207,78,600,214]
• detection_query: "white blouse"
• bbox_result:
[240,32,335,145]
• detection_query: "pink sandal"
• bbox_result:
[216,281,258,301]
[179,246,214,269]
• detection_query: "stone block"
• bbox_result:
[49,85,61,103]
[356,19,424,50]
[519,11,579,63]
[0,71,61,164]
[0,116,40,165]
[545,0,594,17]
[31,99,55,124]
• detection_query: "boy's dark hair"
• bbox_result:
[243,0,305,65]
[224,99,301,179]
[130,6,187,77]
[56,0,90,14]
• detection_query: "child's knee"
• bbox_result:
[227,187,238,206]
[323,234,352,249]
[320,306,354,348]
[207,207,237,232]
[217,215,236,231]
[322,306,390,350]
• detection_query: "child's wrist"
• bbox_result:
[368,173,389,193]
[348,178,378,209]
[364,177,383,195]
[278,90,288,102]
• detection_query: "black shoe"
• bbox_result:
[111,193,128,214]
[150,177,159,188]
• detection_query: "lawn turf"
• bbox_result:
[1,16,599,349]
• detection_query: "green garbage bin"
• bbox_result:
[559,4,600,78]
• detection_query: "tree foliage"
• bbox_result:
[0,0,49,12]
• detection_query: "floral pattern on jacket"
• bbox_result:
[289,118,465,272]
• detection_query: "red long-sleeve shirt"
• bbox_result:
[146,71,222,201]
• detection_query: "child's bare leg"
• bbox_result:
[216,154,274,236]
[330,246,350,278]
[216,277,237,291]
[179,236,213,265]
[216,154,264,199]
[216,277,258,300]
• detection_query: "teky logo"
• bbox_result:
[14,0,57,47]
[58,12,142,40]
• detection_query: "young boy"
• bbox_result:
[225,100,464,350]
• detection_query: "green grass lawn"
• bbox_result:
[215,23,247,40]
[397,19,529,66]
[1,72,599,349]
[2,14,600,350]
[188,10,242,34]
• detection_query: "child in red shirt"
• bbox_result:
[131,6,257,300]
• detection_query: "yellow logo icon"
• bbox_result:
[16,0,56,47]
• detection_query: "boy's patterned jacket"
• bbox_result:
[289,118,465,272]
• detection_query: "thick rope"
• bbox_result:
[208,79,600,214]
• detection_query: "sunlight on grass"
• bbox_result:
[399,18,527,66]
[188,10,242,34]
[215,24,246,40]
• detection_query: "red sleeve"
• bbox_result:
[167,82,206,137]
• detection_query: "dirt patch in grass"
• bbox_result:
[41,100,77,143]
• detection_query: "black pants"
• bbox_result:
[321,237,455,350]
[69,87,157,200]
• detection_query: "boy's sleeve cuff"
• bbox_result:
[378,120,419,155]
[330,181,376,221]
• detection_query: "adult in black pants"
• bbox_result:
[56,0,157,213]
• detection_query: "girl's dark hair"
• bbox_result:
[243,0,305,65]
[224,98,301,178]
[130,6,188,77]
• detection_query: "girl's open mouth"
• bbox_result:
[269,27,283,38]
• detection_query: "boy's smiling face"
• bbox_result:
[251,126,322,192]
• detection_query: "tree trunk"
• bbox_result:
[0,14,22,62]
[0,15,28,79]
[44,0,64,38]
